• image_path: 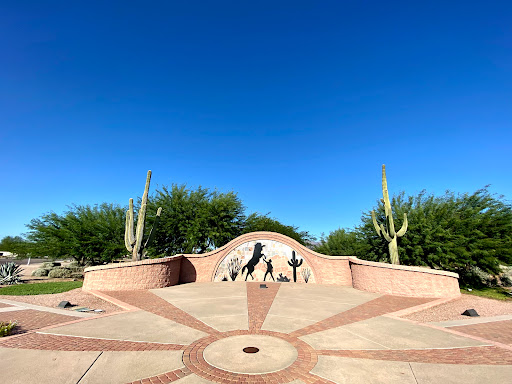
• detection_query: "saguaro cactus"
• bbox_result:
[287,251,303,282]
[371,164,408,265]
[125,170,162,261]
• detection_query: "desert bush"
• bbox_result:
[0,262,23,285]
[0,321,17,337]
[42,262,61,268]
[48,268,72,278]
[31,268,50,277]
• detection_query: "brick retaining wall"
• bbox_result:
[83,255,182,291]
[83,232,460,298]
[350,258,460,298]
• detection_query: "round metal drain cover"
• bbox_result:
[243,347,259,354]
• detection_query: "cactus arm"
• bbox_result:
[124,209,133,252]
[287,260,293,267]
[371,211,382,237]
[125,198,135,252]
[143,207,162,250]
[380,224,393,242]
[297,258,303,267]
[396,213,408,237]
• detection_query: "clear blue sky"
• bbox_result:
[1,1,511,241]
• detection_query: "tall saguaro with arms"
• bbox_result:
[125,170,162,261]
[371,164,408,265]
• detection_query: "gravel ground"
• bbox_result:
[0,288,123,314]
[402,293,512,323]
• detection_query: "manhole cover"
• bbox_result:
[243,347,259,354]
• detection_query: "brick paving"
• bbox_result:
[128,367,192,384]
[318,345,512,365]
[290,295,433,338]
[2,285,512,383]
[105,290,221,336]
[0,332,186,351]
[246,281,281,332]
[452,320,512,346]
[0,309,79,334]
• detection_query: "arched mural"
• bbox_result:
[213,239,316,283]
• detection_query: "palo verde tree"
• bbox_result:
[26,203,126,266]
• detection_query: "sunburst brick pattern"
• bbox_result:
[1,282,511,384]
[290,295,433,337]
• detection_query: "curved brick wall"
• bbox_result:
[82,232,460,298]
[83,255,182,291]
[350,258,460,298]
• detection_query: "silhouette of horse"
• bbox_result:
[241,243,265,281]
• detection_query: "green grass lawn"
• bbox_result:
[461,287,512,301]
[0,281,83,295]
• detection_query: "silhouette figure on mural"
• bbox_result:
[262,256,275,281]
[241,243,265,281]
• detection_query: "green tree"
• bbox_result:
[26,204,126,266]
[146,185,315,255]
[146,185,246,255]
[314,228,369,256]
[0,236,36,258]
[243,213,315,246]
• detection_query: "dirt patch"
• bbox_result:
[0,288,123,314]
[402,294,512,323]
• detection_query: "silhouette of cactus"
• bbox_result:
[301,267,311,283]
[371,164,408,265]
[287,251,303,282]
[228,256,243,281]
[125,170,162,261]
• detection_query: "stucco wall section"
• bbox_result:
[83,256,182,291]
[350,260,460,298]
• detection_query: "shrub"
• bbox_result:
[70,272,84,279]
[48,268,72,278]
[42,262,61,268]
[0,262,23,285]
[0,321,17,337]
[31,268,50,277]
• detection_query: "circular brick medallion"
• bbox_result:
[183,330,318,384]
[204,334,298,374]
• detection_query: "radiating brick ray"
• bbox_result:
[105,290,221,336]
[0,309,79,335]
[246,282,281,332]
[127,366,192,384]
[0,332,185,351]
[453,320,512,346]
[318,345,512,365]
[290,295,433,338]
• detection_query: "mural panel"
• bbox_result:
[213,240,315,283]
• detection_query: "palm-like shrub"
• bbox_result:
[0,262,23,285]
[0,321,17,337]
